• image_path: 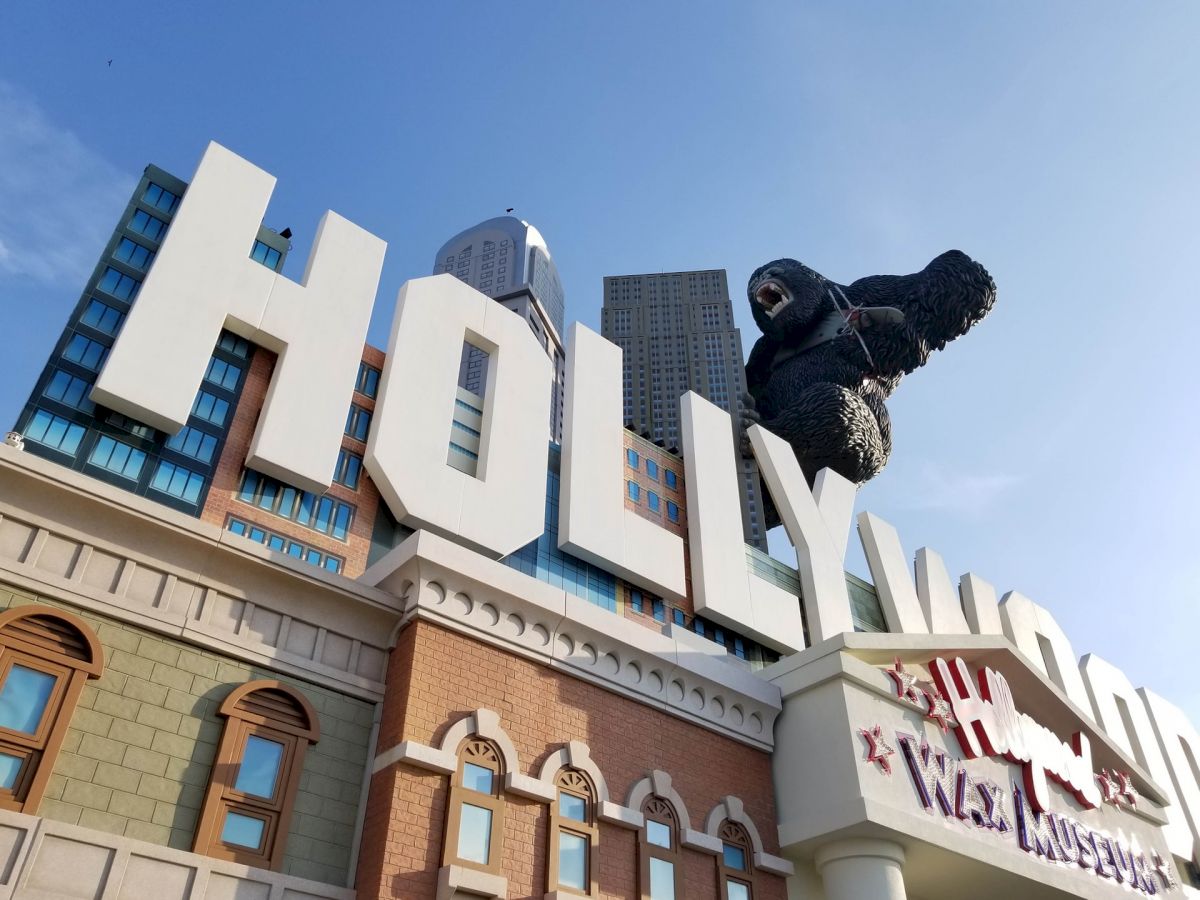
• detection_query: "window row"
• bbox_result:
[624,448,679,490]
[237,470,355,541]
[627,481,680,523]
[226,518,343,574]
[443,733,763,900]
[143,181,181,214]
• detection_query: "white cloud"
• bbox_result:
[901,462,1023,517]
[0,81,135,285]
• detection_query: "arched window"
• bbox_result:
[0,606,102,813]
[718,820,755,900]
[444,738,505,875]
[639,795,682,900]
[549,768,598,895]
[194,680,320,870]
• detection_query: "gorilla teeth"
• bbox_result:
[755,281,792,318]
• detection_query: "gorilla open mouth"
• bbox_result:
[754,279,792,318]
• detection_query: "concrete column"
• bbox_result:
[814,838,907,900]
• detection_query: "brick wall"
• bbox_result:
[0,583,374,887]
[357,620,785,900]
[200,343,386,578]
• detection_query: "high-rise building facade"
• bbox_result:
[0,142,1196,900]
[434,217,567,442]
[601,269,766,548]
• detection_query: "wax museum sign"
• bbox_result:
[859,657,1179,894]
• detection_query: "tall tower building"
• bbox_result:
[601,269,766,548]
[433,217,566,442]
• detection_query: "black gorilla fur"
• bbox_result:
[743,251,996,522]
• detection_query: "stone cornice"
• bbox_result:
[362,531,783,750]
[0,445,401,700]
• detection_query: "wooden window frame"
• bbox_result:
[194,680,320,871]
[443,738,506,876]
[639,796,682,900]
[0,606,103,813]
[548,768,598,896]
[717,820,755,900]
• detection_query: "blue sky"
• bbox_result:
[1,3,1197,722]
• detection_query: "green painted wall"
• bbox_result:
[0,584,375,887]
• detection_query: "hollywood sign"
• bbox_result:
[87,141,1200,870]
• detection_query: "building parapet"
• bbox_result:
[0,444,400,702]
[0,805,353,900]
[362,530,784,750]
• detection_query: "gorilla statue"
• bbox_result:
[743,250,996,517]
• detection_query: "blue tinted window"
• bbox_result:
[0,665,56,734]
[287,542,304,558]
[356,363,381,398]
[217,332,250,358]
[128,209,167,242]
[559,792,587,822]
[630,590,643,613]
[462,762,494,794]
[667,501,680,523]
[81,298,125,335]
[0,753,21,789]
[626,448,639,470]
[723,843,747,871]
[345,404,371,441]
[227,519,247,536]
[646,459,659,481]
[323,556,341,573]
[24,409,86,456]
[192,390,230,426]
[204,357,242,391]
[63,333,108,370]
[665,470,677,491]
[165,425,217,463]
[267,534,285,551]
[332,505,352,541]
[627,481,640,502]
[234,734,283,801]
[672,608,685,626]
[334,449,362,490]
[89,435,146,480]
[150,461,205,504]
[457,804,492,864]
[652,599,665,622]
[44,370,94,413]
[221,811,264,849]
[143,182,180,214]
[250,240,282,271]
[97,266,139,301]
[114,237,155,270]
[648,491,660,513]
[558,831,587,890]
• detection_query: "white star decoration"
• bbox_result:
[860,724,896,775]
[886,658,924,706]
[1152,850,1178,890]
[1097,768,1139,810]
[1115,770,1139,809]
[923,687,958,733]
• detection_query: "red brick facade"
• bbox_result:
[200,344,387,577]
[356,620,786,900]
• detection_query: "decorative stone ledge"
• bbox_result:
[437,863,506,899]
[363,531,783,750]
[0,445,400,701]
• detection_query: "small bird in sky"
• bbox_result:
[107,59,112,66]
[505,208,514,213]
